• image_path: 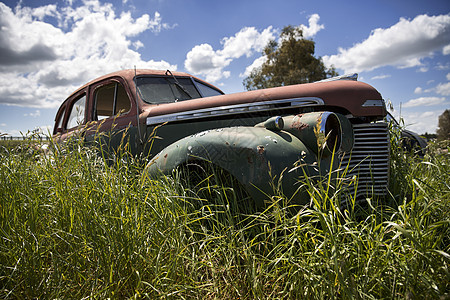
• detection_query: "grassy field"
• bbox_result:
[0,131,448,299]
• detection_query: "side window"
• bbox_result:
[67,94,86,129]
[94,82,131,120]
[53,106,66,134]
[195,80,223,97]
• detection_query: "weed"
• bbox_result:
[0,130,448,299]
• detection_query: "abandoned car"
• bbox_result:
[53,69,391,206]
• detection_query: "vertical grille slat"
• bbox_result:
[340,122,390,197]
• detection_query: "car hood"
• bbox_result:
[141,80,386,120]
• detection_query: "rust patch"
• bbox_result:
[291,119,309,130]
[257,145,265,154]
[164,154,168,159]
[289,114,310,130]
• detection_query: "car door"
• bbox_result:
[86,77,140,154]
[54,88,88,141]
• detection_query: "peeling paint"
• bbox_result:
[291,119,309,131]
[192,130,209,138]
[257,145,265,154]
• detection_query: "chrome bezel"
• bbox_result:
[146,97,324,125]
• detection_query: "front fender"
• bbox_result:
[146,126,338,205]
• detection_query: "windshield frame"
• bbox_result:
[135,75,202,104]
[135,74,223,105]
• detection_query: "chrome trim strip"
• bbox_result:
[362,99,385,107]
[146,97,324,125]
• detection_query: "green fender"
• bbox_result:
[146,124,340,206]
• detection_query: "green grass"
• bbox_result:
[0,132,448,299]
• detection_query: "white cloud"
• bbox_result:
[24,110,41,118]
[401,110,442,133]
[371,74,391,80]
[184,44,232,82]
[220,26,275,59]
[187,14,323,82]
[30,4,59,21]
[133,40,144,50]
[443,44,450,55]
[200,13,324,82]
[0,1,176,108]
[185,26,276,82]
[447,73,450,80]
[403,96,446,107]
[240,55,267,78]
[436,82,450,96]
[413,80,450,95]
[299,14,324,38]
[323,14,450,73]
[436,62,450,70]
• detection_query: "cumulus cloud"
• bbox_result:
[323,14,450,73]
[299,14,325,38]
[185,14,324,83]
[436,82,450,96]
[403,96,446,107]
[0,1,176,108]
[185,44,231,74]
[443,44,450,55]
[240,14,324,79]
[185,26,276,82]
[240,55,267,78]
[220,27,275,59]
[401,110,442,133]
[416,78,450,96]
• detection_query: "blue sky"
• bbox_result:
[0,0,449,136]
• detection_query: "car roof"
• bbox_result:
[60,69,223,104]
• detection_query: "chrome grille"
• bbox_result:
[340,122,390,197]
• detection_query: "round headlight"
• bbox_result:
[263,116,284,131]
[319,112,342,153]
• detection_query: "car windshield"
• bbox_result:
[136,76,202,104]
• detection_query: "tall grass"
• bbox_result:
[0,131,448,299]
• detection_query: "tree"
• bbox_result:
[436,109,450,141]
[243,26,338,90]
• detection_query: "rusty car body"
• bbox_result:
[53,69,390,206]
